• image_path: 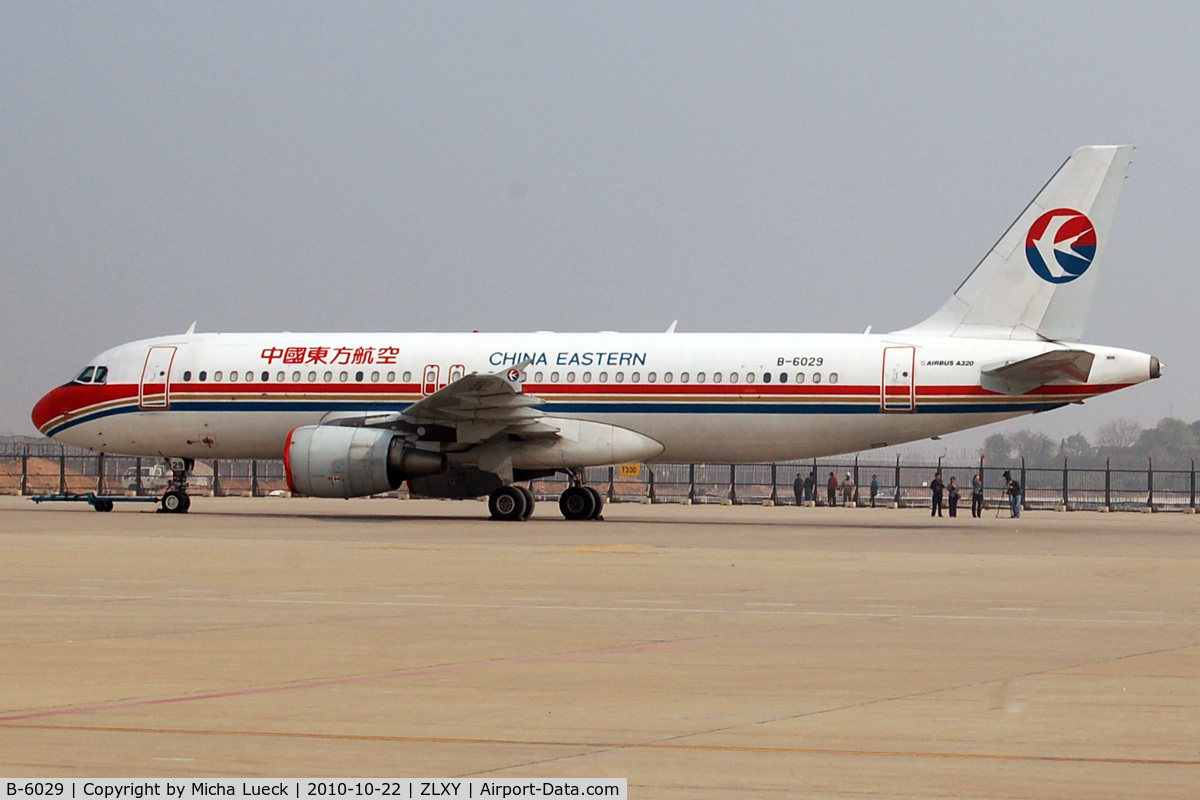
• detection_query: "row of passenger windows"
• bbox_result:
[522,370,839,385]
[179,369,838,385]
[183,370,410,383]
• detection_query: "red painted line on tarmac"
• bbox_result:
[0,640,695,723]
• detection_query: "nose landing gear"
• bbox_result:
[159,457,193,514]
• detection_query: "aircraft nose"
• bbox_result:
[31,385,72,434]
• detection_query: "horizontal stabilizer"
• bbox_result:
[981,349,1094,396]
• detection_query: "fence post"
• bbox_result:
[97,452,105,495]
[607,466,615,501]
[853,455,860,504]
[1062,458,1069,509]
[251,460,259,497]
[688,463,695,503]
[729,464,737,505]
[58,446,66,494]
[1191,460,1196,511]
[895,454,902,507]
[979,454,985,510]
[1147,457,1154,510]
[770,463,777,504]
[135,456,143,496]
[21,444,28,496]
[648,467,656,504]
[1020,458,1026,512]
[1105,458,1111,509]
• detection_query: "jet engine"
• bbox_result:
[284,425,446,498]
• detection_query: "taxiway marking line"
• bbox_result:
[2,722,1197,767]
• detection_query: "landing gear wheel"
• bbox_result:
[162,490,189,514]
[516,485,535,520]
[583,486,604,520]
[559,485,598,521]
[489,485,529,522]
[93,499,114,513]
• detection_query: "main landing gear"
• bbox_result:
[159,457,193,514]
[486,470,604,522]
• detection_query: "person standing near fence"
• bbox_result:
[971,473,984,517]
[870,474,879,508]
[947,476,960,518]
[804,471,816,502]
[1008,475,1023,518]
[842,472,855,505]
[827,472,838,507]
[794,473,804,506]
[930,471,945,517]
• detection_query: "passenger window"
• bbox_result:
[779,372,788,383]
[276,371,285,382]
[214,371,223,382]
[599,372,608,383]
[324,371,333,382]
[730,373,738,383]
[746,373,755,383]
[631,372,640,383]
[664,372,673,383]
[339,372,348,382]
[245,371,254,382]
[355,371,364,382]
[291,371,300,382]
[535,371,544,382]
[371,371,380,382]
[829,372,838,384]
[680,372,689,383]
[183,371,192,382]
[713,372,722,383]
[261,371,269,382]
[309,371,318,382]
[648,372,657,383]
[582,371,591,382]
[813,373,822,384]
[229,371,238,382]
[615,371,624,382]
[387,371,395,382]
[566,372,576,383]
[199,371,208,382]
[763,372,771,383]
[402,371,412,382]
[696,372,705,383]
[796,372,805,384]
[93,366,108,384]
[75,366,95,383]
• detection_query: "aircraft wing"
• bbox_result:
[980,349,1095,396]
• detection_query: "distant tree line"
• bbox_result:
[982,418,1200,469]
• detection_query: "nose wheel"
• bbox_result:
[159,458,194,514]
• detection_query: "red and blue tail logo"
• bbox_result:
[1025,208,1096,284]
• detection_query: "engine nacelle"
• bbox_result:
[284,425,446,498]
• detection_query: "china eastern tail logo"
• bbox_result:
[1025,208,1097,284]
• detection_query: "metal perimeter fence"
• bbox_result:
[1,441,1196,512]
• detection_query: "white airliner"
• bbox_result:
[32,146,1159,520]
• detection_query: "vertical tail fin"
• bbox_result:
[898,145,1134,341]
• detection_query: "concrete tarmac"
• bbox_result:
[0,495,1197,798]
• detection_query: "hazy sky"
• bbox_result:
[3,2,1197,447]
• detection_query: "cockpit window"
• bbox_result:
[75,366,95,384]
[93,366,108,384]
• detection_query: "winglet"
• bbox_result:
[184,321,197,335]
[665,320,678,334]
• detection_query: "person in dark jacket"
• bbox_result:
[930,472,945,517]
[971,473,984,517]
[870,474,880,508]
[947,476,960,518]
[1008,476,1023,518]
[803,471,816,502]
[794,473,804,506]
[827,472,839,507]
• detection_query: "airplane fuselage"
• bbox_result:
[33,331,1156,464]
